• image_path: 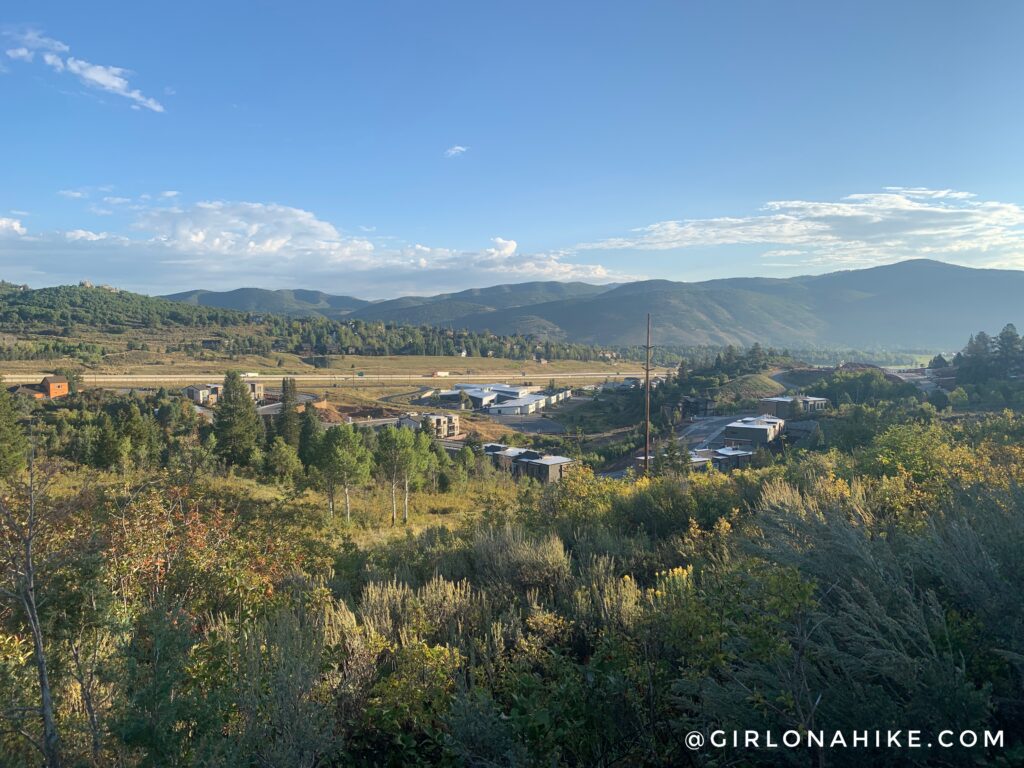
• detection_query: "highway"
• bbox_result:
[1,370,667,387]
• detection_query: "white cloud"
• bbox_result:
[404,236,624,283]
[579,187,1024,270]
[4,28,164,112]
[160,190,179,198]
[138,201,378,268]
[42,52,63,72]
[58,188,87,199]
[103,196,130,205]
[64,57,164,112]
[444,145,469,158]
[0,196,628,294]
[65,229,110,241]
[12,29,69,53]
[0,218,26,236]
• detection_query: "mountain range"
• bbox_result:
[162,260,1024,350]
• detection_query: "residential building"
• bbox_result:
[758,395,830,418]
[41,375,69,399]
[183,380,263,406]
[397,412,461,439]
[7,374,70,400]
[689,446,754,472]
[722,415,785,447]
[483,443,576,483]
[516,455,575,483]
[184,384,214,405]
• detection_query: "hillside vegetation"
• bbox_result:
[157,260,1024,350]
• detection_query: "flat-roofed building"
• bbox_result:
[398,412,461,439]
[483,443,575,483]
[758,395,829,418]
[488,393,548,416]
[723,415,785,447]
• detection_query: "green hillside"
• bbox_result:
[164,287,368,318]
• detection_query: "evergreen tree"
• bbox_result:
[298,404,323,468]
[276,377,301,448]
[265,437,302,485]
[0,382,27,478]
[213,371,264,467]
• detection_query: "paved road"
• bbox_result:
[676,415,743,450]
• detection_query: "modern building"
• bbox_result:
[488,394,548,416]
[689,446,754,472]
[184,379,264,405]
[397,412,461,439]
[483,443,575,483]
[516,455,575,483]
[722,415,785,448]
[758,395,830,418]
[436,388,497,409]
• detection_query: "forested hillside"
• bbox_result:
[156,260,1024,350]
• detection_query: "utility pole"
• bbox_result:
[644,313,652,477]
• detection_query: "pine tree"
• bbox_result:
[214,371,264,467]
[0,382,27,478]
[277,377,301,448]
[298,403,323,468]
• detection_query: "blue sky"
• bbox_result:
[3,1,1024,297]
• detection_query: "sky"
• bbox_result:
[3,1,1024,298]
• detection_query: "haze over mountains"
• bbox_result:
[164,260,1024,350]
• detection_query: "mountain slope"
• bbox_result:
[163,287,369,318]
[156,260,1024,349]
[349,281,615,323]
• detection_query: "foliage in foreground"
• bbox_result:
[1,395,1024,766]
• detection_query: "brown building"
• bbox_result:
[8,375,70,400]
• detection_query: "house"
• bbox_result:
[395,412,460,438]
[484,443,576,483]
[419,413,461,439]
[758,395,829,418]
[689,446,754,472]
[722,415,785,448]
[183,380,262,406]
[516,455,575,483]
[184,384,214,405]
[8,375,70,400]
[40,375,69,399]
[245,380,265,401]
